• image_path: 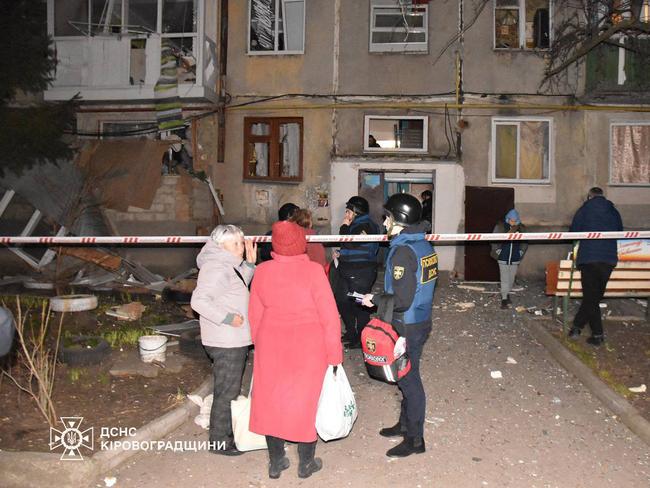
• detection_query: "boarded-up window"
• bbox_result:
[493,118,551,183]
[610,124,650,185]
[248,0,305,53]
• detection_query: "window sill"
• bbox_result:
[246,51,304,56]
[243,177,302,184]
[493,47,550,53]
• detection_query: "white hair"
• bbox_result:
[210,225,244,247]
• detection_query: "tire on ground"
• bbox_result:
[50,294,98,312]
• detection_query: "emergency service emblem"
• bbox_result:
[393,266,405,280]
[366,338,376,353]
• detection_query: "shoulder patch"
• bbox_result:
[393,266,405,280]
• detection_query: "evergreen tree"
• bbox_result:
[0,0,75,177]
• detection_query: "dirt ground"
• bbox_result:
[0,290,210,453]
[90,274,650,488]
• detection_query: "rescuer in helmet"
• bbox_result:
[362,192,438,458]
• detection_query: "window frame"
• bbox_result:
[99,120,158,139]
[369,3,429,53]
[609,121,650,187]
[493,0,553,51]
[247,0,306,56]
[51,0,199,38]
[490,116,553,185]
[363,115,429,154]
[243,117,304,183]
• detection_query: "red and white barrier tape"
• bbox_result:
[0,231,648,246]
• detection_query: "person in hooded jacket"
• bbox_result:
[190,224,257,456]
[334,196,380,348]
[249,221,342,479]
[568,187,623,346]
[491,209,528,309]
[361,193,438,458]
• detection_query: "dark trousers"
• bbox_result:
[266,435,317,465]
[204,345,248,443]
[333,264,377,342]
[574,262,614,337]
[396,325,431,438]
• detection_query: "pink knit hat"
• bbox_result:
[272,221,307,256]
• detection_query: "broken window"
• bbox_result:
[127,0,158,33]
[370,4,428,53]
[364,116,428,153]
[90,0,124,35]
[492,118,551,183]
[162,0,197,33]
[54,0,89,36]
[244,118,303,181]
[494,0,550,50]
[610,123,650,185]
[248,0,305,54]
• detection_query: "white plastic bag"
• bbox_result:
[231,383,267,451]
[315,365,358,441]
[188,393,213,430]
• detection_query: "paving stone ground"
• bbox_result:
[93,276,650,488]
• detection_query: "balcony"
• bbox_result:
[44,0,218,103]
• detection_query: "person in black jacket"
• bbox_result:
[334,196,380,348]
[491,209,527,309]
[361,193,438,458]
[568,187,623,346]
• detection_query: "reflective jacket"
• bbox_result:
[384,230,438,327]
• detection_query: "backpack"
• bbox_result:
[361,296,411,383]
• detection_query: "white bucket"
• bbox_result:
[138,335,168,363]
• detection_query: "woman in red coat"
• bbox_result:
[249,221,342,480]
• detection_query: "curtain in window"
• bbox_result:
[611,125,650,184]
[495,124,517,179]
[520,121,547,180]
[283,0,304,51]
[252,123,269,176]
[280,123,300,177]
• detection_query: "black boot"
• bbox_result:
[379,421,405,438]
[297,441,322,479]
[567,326,582,339]
[500,299,509,309]
[265,436,290,479]
[386,436,426,458]
[586,334,605,346]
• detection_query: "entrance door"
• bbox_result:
[464,186,514,281]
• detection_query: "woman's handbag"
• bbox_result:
[315,365,358,441]
[231,380,267,451]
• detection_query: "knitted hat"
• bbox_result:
[505,209,521,224]
[272,221,307,256]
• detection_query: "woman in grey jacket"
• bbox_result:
[191,225,256,456]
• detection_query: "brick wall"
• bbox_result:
[105,175,213,227]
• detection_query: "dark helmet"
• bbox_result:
[384,193,422,226]
[345,196,369,215]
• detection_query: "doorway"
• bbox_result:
[464,186,514,281]
[358,171,434,225]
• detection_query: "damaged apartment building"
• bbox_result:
[2,0,649,279]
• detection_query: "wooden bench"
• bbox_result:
[545,260,650,332]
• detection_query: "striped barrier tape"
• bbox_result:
[0,231,648,246]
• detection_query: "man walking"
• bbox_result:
[362,193,438,457]
[334,196,380,348]
[568,187,623,346]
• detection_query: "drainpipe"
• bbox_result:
[217,0,229,163]
[456,0,464,160]
[331,0,341,156]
